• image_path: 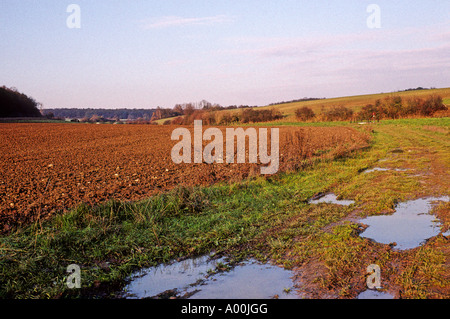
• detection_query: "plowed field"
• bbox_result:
[0,123,370,232]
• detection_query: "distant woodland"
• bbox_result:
[43,100,258,122]
[43,108,156,121]
[0,86,42,118]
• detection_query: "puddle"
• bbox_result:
[121,254,224,298]
[357,290,394,299]
[363,167,409,174]
[359,196,449,250]
[309,193,355,206]
[189,260,297,299]
[121,255,297,299]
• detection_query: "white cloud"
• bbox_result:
[141,15,232,29]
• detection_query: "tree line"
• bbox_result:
[268,97,325,106]
[3,86,446,124]
[43,100,258,122]
[0,86,42,118]
[162,107,283,125]
[43,108,156,121]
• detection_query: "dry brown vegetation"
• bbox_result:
[291,95,447,123]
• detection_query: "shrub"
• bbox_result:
[240,108,282,123]
[171,116,184,125]
[295,107,315,121]
[382,96,403,119]
[356,104,380,122]
[201,111,217,125]
[217,112,232,125]
[324,106,353,121]
[418,95,446,116]
[356,94,447,120]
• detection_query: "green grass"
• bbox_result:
[1,167,352,298]
[1,117,449,298]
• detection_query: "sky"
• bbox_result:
[1,1,449,109]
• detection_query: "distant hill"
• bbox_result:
[202,87,450,124]
[268,97,325,106]
[43,108,156,120]
[258,87,450,119]
[0,86,42,118]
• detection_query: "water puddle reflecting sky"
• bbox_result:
[359,196,449,250]
[362,167,409,174]
[120,191,448,300]
[309,193,355,206]
[189,260,296,299]
[121,255,296,299]
[122,254,222,298]
[357,289,394,299]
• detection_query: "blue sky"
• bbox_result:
[1,1,449,109]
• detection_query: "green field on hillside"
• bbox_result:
[220,88,450,120]
[1,117,449,299]
[264,88,450,115]
[152,88,450,125]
